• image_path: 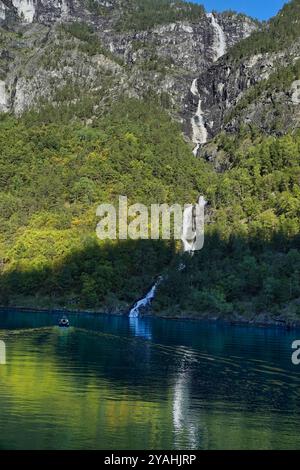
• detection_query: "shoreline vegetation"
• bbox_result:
[1,304,299,329]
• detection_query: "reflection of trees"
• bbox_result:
[0,332,172,449]
[2,316,300,449]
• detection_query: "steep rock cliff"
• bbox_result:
[0,0,258,136]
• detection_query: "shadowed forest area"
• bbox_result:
[0,95,300,321]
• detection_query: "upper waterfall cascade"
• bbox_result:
[207,12,227,60]
[12,0,36,22]
[190,13,227,154]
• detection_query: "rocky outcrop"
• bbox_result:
[0,0,259,131]
[0,1,84,24]
[189,2,300,149]
[0,1,298,148]
[190,41,300,146]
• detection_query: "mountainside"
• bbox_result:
[0,0,258,140]
[193,0,300,153]
[0,0,300,325]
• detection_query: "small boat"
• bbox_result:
[58,316,70,328]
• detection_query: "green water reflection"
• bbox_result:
[0,310,300,449]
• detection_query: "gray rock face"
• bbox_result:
[0,0,259,138]
[0,0,120,25]
[190,40,300,145]
[0,0,116,28]
[1,1,299,147]
[0,2,257,117]
[187,0,300,153]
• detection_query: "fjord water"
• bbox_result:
[0,310,300,450]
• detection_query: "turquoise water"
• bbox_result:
[0,310,300,449]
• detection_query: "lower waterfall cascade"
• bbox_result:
[190,79,208,155]
[128,196,206,317]
[129,280,161,318]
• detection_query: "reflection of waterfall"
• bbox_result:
[129,279,162,318]
[173,349,204,449]
[207,12,227,61]
[129,317,152,340]
[0,340,6,364]
[173,373,198,449]
[190,79,208,155]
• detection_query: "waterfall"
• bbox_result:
[128,259,186,318]
[0,80,8,112]
[129,281,160,318]
[12,0,36,22]
[190,78,198,96]
[190,79,208,155]
[206,12,227,61]
[0,3,7,20]
[60,0,69,17]
[181,205,197,252]
[190,14,226,154]
[129,195,206,317]
[181,196,207,253]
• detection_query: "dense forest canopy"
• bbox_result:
[0,96,299,319]
[155,129,300,319]
[0,98,212,310]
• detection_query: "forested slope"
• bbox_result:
[0,0,299,324]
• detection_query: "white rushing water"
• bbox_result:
[60,0,69,17]
[12,0,36,22]
[190,14,227,154]
[0,80,8,112]
[0,340,6,365]
[181,205,197,252]
[129,317,152,340]
[129,195,206,317]
[206,12,227,61]
[129,281,160,318]
[190,79,208,155]
[181,196,207,253]
[173,351,200,449]
[0,2,7,20]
